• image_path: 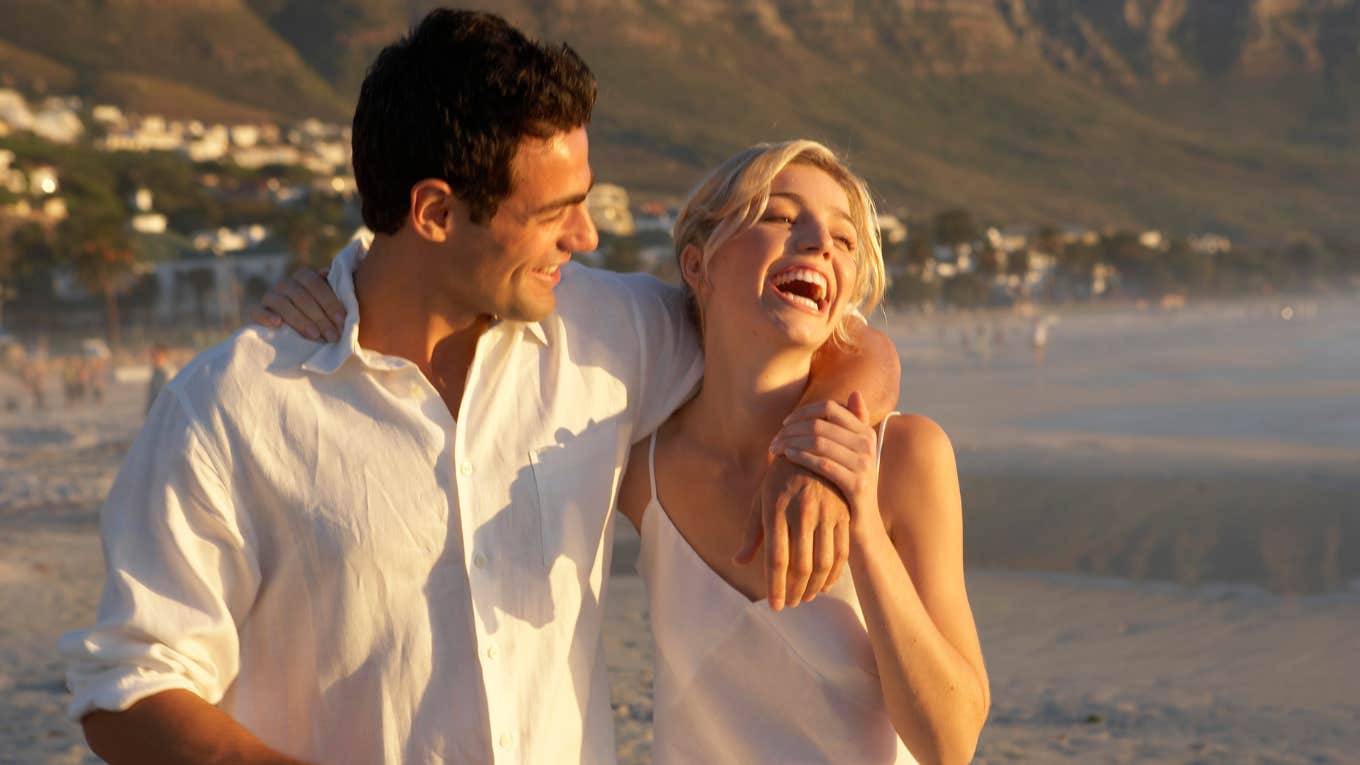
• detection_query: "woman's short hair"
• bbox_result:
[671,140,885,346]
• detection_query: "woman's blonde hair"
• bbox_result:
[671,139,886,346]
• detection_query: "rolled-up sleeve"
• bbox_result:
[59,387,260,720]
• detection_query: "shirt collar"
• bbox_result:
[299,236,549,375]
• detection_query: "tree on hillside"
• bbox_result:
[934,209,977,247]
[62,213,139,350]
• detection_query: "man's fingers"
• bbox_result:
[733,495,765,565]
[765,509,790,611]
[783,500,816,608]
[261,292,321,341]
[825,519,851,591]
[803,521,835,603]
[782,449,856,500]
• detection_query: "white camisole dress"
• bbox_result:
[637,413,918,764]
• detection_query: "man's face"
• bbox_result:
[447,127,598,322]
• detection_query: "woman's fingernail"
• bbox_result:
[333,312,346,325]
[324,330,339,343]
[305,327,319,340]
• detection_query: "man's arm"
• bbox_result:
[736,317,901,610]
[807,317,900,421]
[61,391,274,763]
[83,690,308,765]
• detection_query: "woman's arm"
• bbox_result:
[773,400,989,765]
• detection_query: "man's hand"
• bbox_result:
[733,457,851,611]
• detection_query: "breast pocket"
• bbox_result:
[529,422,624,568]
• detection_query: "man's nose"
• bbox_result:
[565,205,599,254]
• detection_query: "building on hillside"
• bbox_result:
[130,188,166,234]
[878,214,908,245]
[1188,233,1232,255]
[586,183,635,236]
[28,166,59,196]
[31,99,84,144]
[986,224,1032,254]
[1138,229,1167,251]
[632,202,674,235]
[0,90,34,133]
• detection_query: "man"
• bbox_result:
[62,9,899,764]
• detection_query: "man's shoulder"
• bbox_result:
[553,262,684,329]
[557,262,680,308]
[165,326,321,411]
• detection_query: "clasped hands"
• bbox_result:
[735,392,880,611]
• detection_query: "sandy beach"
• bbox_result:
[3,295,1357,764]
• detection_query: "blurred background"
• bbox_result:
[0,2,1356,763]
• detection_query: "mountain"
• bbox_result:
[1,0,1357,246]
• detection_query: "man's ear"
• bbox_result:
[679,243,706,294]
[409,179,459,242]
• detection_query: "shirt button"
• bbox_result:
[473,553,487,569]
[459,462,474,476]
[486,645,498,660]
[498,733,512,748]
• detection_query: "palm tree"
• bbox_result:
[66,214,138,350]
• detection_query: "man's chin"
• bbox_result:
[503,298,556,324]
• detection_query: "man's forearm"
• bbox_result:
[82,689,310,765]
[804,320,900,421]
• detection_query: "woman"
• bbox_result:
[257,140,988,764]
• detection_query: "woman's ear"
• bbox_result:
[680,243,706,294]
[409,179,457,242]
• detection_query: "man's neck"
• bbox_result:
[354,234,490,416]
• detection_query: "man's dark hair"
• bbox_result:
[352,9,596,231]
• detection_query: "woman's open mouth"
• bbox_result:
[768,267,830,315]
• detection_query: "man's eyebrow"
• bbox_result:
[769,191,854,226]
[532,177,595,215]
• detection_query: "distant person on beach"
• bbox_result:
[1031,315,1051,366]
[144,344,174,413]
[267,141,988,763]
[61,9,898,765]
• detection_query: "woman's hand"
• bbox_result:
[769,391,881,529]
[247,268,347,343]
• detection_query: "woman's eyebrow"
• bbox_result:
[769,191,853,225]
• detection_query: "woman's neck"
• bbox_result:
[674,330,813,470]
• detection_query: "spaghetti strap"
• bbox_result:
[876,411,899,465]
[647,430,660,507]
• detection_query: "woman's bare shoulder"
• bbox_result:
[876,414,961,535]
[616,436,654,532]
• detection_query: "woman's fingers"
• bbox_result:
[261,291,322,341]
[297,269,347,329]
[247,305,283,328]
[771,416,875,458]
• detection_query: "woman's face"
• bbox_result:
[694,163,860,351]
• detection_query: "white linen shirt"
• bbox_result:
[60,238,702,764]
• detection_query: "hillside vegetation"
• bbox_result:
[1,0,1356,245]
